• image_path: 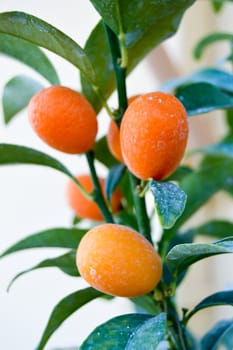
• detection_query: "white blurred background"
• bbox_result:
[0,1,232,349]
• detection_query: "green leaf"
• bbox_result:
[72,215,82,226]
[185,290,233,323]
[90,1,194,39]
[2,75,43,124]
[36,288,102,350]
[0,33,59,85]
[80,313,155,350]
[0,227,86,258]
[163,155,233,244]
[194,32,233,59]
[166,166,193,182]
[150,180,187,229]
[176,82,233,116]
[7,250,78,291]
[125,313,166,350]
[94,136,118,168]
[105,163,125,202]
[82,0,195,111]
[201,319,233,350]
[226,108,233,134]
[162,68,233,95]
[0,143,75,179]
[166,237,233,276]
[197,136,233,159]
[210,0,225,12]
[0,12,96,84]
[194,220,233,239]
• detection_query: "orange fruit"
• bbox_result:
[76,223,162,297]
[107,120,124,162]
[28,86,97,154]
[66,175,122,221]
[107,95,140,162]
[120,92,188,180]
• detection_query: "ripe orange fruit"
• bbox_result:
[120,92,188,180]
[76,223,162,297]
[107,120,124,162]
[66,175,122,221]
[28,86,97,154]
[107,95,140,162]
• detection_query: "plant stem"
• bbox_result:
[129,173,152,243]
[166,298,189,350]
[103,22,152,242]
[103,22,128,123]
[86,151,114,223]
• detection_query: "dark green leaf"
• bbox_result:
[176,82,233,116]
[150,180,187,229]
[166,237,233,275]
[94,136,118,168]
[7,250,78,291]
[2,75,43,124]
[185,290,233,323]
[125,313,166,349]
[0,33,59,84]
[90,1,194,39]
[226,109,233,134]
[80,313,154,350]
[0,143,75,180]
[0,12,96,84]
[166,166,193,182]
[72,215,82,226]
[194,32,233,59]
[194,220,233,239]
[82,0,195,111]
[162,68,233,95]
[36,288,102,350]
[1,228,86,258]
[163,156,233,244]
[105,163,125,202]
[198,137,233,159]
[164,230,195,285]
[201,319,233,350]
[210,0,225,12]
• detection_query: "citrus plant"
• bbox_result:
[1,1,233,349]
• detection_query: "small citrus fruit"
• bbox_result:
[107,120,124,162]
[66,175,122,221]
[28,86,97,154]
[76,223,162,297]
[120,92,188,180]
[107,95,140,162]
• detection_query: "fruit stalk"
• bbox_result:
[128,173,152,243]
[103,22,128,123]
[86,151,114,223]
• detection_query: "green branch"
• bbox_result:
[86,151,114,223]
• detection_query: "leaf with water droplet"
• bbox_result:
[150,180,187,229]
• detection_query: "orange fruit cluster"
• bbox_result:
[76,223,162,297]
[66,175,122,221]
[28,86,97,154]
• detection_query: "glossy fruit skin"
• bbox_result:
[107,95,140,162]
[66,175,122,221]
[120,92,188,180]
[76,223,162,297]
[28,86,97,154]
